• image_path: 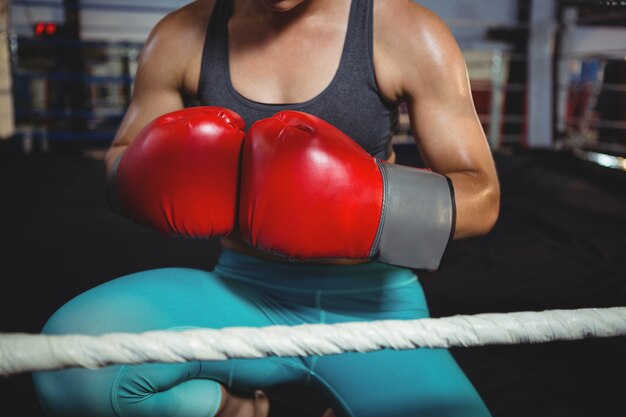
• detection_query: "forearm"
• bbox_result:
[446,170,500,239]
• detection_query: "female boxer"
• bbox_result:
[33,1,500,416]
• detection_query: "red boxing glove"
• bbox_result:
[240,111,455,270]
[109,106,245,238]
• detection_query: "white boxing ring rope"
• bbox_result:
[1,307,625,377]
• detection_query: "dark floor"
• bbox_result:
[1,145,625,416]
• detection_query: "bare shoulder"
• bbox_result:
[374,0,462,63]
[162,0,214,34]
[135,0,215,93]
[146,0,214,54]
[374,0,467,98]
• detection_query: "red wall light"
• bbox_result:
[34,22,59,37]
[45,23,58,36]
[34,22,46,36]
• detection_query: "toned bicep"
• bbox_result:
[407,83,493,177]
[114,76,184,146]
[105,18,189,170]
[404,37,492,177]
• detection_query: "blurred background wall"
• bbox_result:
[3,0,625,167]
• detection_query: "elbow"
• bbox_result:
[476,183,500,236]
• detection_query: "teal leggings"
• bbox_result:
[33,249,491,417]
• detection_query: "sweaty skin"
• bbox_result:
[104,0,500,414]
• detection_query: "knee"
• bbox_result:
[39,289,123,336]
[40,267,211,335]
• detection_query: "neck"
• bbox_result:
[233,0,337,27]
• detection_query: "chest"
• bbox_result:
[185,2,399,105]
[228,22,345,104]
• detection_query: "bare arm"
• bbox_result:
[390,3,500,239]
[104,4,207,173]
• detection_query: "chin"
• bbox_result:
[258,0,307,12]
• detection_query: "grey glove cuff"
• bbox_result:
[371,162,456,270]
[106,151,124,215]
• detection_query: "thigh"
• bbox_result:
[311,347,492,417]
[33,268,305,417]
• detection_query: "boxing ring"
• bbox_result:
[2,307,625,377]
[3,1,625,415]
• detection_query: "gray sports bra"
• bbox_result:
[195,0,399,159]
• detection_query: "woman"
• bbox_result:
[33,1,500,416]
